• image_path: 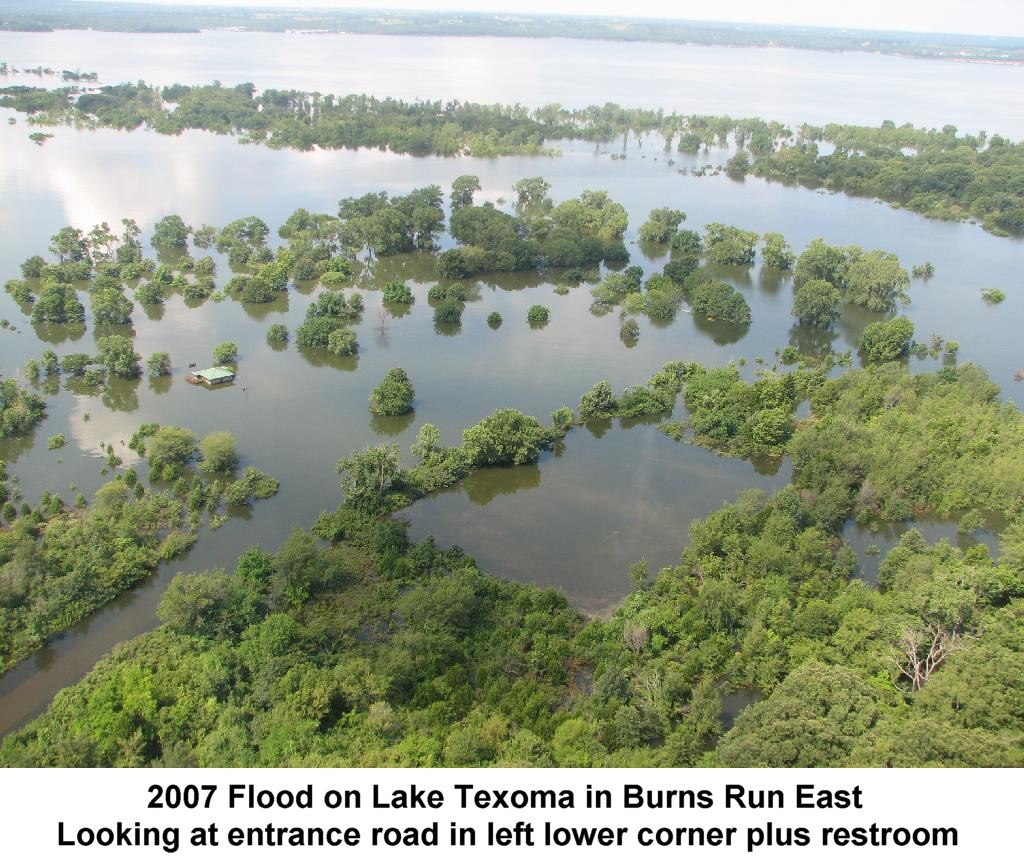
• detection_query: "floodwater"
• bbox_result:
[0,31,1022,735]
[3,30,1024,135]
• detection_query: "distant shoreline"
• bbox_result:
[1,5,1023,67]
[3,26,1024,68]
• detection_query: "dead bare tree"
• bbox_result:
[891,622,962,691]
[374,308,390,348]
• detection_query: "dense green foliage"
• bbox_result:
[146,352,171,377]
[0,379,46,438]
[3,360,1024,765]
[442,189,628,277]
[94,335,141,378]
[761,232,795,269]
[703,223,759,265]
[638,207,686,244]
[750,121,1024,235]
[794,239,910,312]
[792,278,841,327]
[527,304,550,324]
[0,481,196,673]
[858,317,915,363]
[266,324,288,343]
[31,281,84,324]
[689,281,752,325]
[369,369,415,416]
[199,432,240,474]
[3,78,1022,233]
[381,281,414,305]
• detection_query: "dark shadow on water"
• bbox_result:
[383,302,413,319]
[102,376,140,412]
[140,302,166,321]
[692,314,749,345]
[757,268,787,295]
[583,417,613,439]
[297,345,359,371]
[32,323,86,344]
[788,323,837,358]
[433,321,463,337]
[462,463,542,506]
[703,261,754,289]
[370,411,416,437]
[147,374,172,396]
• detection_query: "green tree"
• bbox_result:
[146,426,197,471]
[450,175,481,209]
[703,223,759,265]
[792,278,841,327]
[337,444,401,513]
[61,353,92,377]
[20,255,46,278]
[761,232,795,269]
[49,226,89,263]
[200,431,239,473]
[717,663,880,767]
[462,408,548,466]
[858,316,914,363]
[369,368,415,416]
[690,281,752,325]
[844,250,910,312]
[381,281,414,304]
[90,285,133,325]
[150,214,192,249]
[527,304,550,324]
[146,352,171,377]
[266,324,288,342]
[212,341,238,365]
[513,176,552,209]
[579,380,618,418]
[95,335,141,378]
[327,327,358,356]
[638,207,686,244]
[32,282,85,324]
[433,298,463,325]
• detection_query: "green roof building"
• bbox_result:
[187,366,235,385]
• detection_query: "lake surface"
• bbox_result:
[3,30,1024,136]
[0,31,1022,735]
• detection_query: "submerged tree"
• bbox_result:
[369,368,415,416]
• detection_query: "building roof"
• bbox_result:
[192,367,235,381]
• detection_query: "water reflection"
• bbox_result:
[400,423,792,613]
[370,411,416,437]
[692,314,750,345]
[462,463,542,506]
[843,515,1003,585]
[788,323,836,358]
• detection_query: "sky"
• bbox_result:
[78,1,1024,39]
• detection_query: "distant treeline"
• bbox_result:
[2,78,1023,234]
[1,2,1023,64]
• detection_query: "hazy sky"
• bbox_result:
[80,1,1024,38]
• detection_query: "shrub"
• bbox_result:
[212,341,238,365]
[382,281,415,304]
[433,298,464,325]
[527,304,550,323]
[326,327,358,356]
[858,316,914,363]
[266,324,288,342]
[370,368,415,416]
[199,431,239,473]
